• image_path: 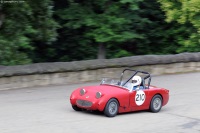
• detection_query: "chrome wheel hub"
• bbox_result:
[153,98,161,110]
[108,102,117,115]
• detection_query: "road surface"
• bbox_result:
[0,72,200,133]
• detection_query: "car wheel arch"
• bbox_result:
[104,97,120,108]
[151,93,163,102]
[103,97,120,110]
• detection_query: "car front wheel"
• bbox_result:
[104,98,119,117]
[150,95,162,113]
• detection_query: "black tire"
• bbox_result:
[72,105,82,111]
[104,98,119,117]
[150,95,163,113]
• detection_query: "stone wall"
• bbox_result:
[0,52,200,90]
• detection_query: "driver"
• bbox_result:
[131,75,142,90]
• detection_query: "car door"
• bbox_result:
[129,88,150,111]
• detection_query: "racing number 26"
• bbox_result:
[136,94,145,101]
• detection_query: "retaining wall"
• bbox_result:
[0,52,200,90]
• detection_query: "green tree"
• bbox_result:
[107,0,193,56]
[56,0,144,59]
[0,3,33,65]
[55,0,192,61]
[25,0,59,63]
[1,0,194,65]
[157,0,200,52]
[0,0,58,65]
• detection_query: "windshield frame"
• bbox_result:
[100,78,134,91]
[100,69,151,90]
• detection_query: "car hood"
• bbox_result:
[80,84,128,96]
[70,84,130,111]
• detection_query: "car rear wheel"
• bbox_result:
[150,95,162,113]
[104,98,119,117]
[72,105,82,111]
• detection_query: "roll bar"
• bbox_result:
[119,69,151,89]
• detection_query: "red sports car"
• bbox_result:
[70,69,169,117]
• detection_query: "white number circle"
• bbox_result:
[135,90,146,106]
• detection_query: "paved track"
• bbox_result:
[0,72,200,133]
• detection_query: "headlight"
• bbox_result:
[96,92,102,99]
[80,88,86,96]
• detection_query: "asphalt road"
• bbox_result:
[0,72,200,133]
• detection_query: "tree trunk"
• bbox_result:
[97,43,106,59]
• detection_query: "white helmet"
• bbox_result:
[132,76,142,86]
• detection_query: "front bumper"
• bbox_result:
[76,99,93,107]
[70,98,106,111]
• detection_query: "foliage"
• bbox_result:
[0,2,33,65]
[0,0,199,65]
[158,0,200,52]
[107,0,192,56]
[56,0,144,59]
[0,0,58,65]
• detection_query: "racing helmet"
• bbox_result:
[131,75,142,86]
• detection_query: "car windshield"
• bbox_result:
[100,69,151,91]
[101,78,133,91]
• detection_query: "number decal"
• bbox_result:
[135,90,146,106]
[136,94,139,101]
[136,94,145,101]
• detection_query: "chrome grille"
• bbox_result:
[76,100,92,107]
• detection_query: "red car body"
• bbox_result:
[70,69,169,117]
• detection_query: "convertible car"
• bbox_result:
[70,69,169,117]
